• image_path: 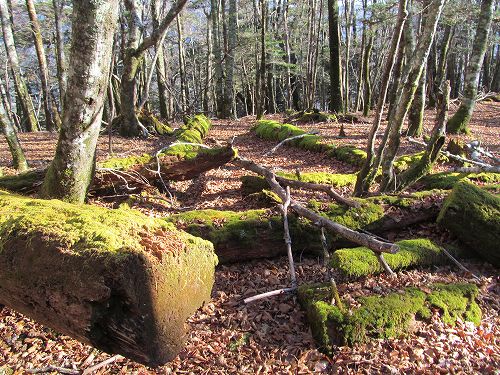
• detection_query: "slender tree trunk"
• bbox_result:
[0,96,28,171]
[354,0,408,197]
[362,33,373,116]
[26,0,61,131]
[343,0,351,111]
[41,0,119,203]
[328,0,343,113]
[222,0,237,118]
[152,0,169,119]
[407,69,425,137]
[203,12,213,113]
[52,0,66,106]
[176,13,188,113]
[212,0,225,117]
[256,0,267,120]
[0,0,38,132]
[379,0,446,192]
[446,0,494,134]
[433,24,453,102]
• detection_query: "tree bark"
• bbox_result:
[222,0,237,118]
[328,0,343,112]
[211,0,225,118]
[152,0,170,119]
[41,0,119,203]
[446,0,494,134]
[25,0,61,131]
[0,101,28,171]
[0,0,38,132]
[52,0,66,105]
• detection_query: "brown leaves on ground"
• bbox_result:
[0,103,499,373]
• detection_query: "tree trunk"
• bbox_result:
[379,0,446,192]
[41,0,119,203]
[328,0,343,112]
[152,0,170,119]
[362,33,373,116]
[25,0,61,131]
[256,0,267,120]
[0,0,38,132]
[0,102,28,171]
[211,0,225,118]
[222,0,237,118]
[176,13,188,113]
[52,0,66,105]
[407,69,425,137]
[446,0,494,134]
[354,0,408,197]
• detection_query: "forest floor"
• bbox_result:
[0,102,499,374]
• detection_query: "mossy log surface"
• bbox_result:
[438,181,500,267]
[420,171,500,190]
[298,282,481,352]
[253,120,440,170]
[0,191,218,367]
[331,239,465,278]
[166,209,323,263]
[167,191,444,263]
[111,110,173,136]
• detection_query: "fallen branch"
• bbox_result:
[243,287,297,304]
[233,156,399,254]
[27,366,79,375]
[441,247,480,281]
[275,175,360,208]
[408,137,496,170]
[82,355,122,375]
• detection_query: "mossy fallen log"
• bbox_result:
[328,146,367,167]
[420,171,500,190]
[298,282,481,352]
[111,110,173,135]
[0,191,217,366]
[0,115,233,194]
[438,181,500,267]
[240,172,357,196]
[331,239,465,278]
[285,109,337,124]
[166,209,323,263]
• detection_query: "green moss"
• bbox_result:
[438,182,500,266]
[240,172,357,196]
[298,283,481,351]
[137,111,173,135]
[331,239,465,278]
[420,171,500,190]
[0,190,182,256]
[393,152,448,174]
[0,169,45,192]
[365,190,446,208]
[166,209,323,263]
[98,153,153,170]
[329,146,367,167]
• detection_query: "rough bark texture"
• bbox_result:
[222,0,237,118]
[52,0,66,104]
[41,0,119,203]
[438,182,500,267]
[446,0,494,134]
[0,0,38,132]
[0,191,217,367]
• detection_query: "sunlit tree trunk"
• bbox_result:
[0,0,38,132]
[52,0,66,105]
[446,0,494,134]
[41,0,119,203]
[0,97,28,171]
[152,0,170,119]
[211,0,225,117]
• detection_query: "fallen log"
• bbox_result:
[331,239,465,278]
[0,191,218,367]
[438,181,500,267]
[298,282,481,352]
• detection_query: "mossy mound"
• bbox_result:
[0,169,46,193]
[253,119,331,152]
[285,109,337,124]
[328,146,367,167]
[438,182,500,266]
[298,282,480,352]
[166,209,322,263]
[240,172,357,196]
[137,110,173,135]
[421,171,500,190]
[0,191,217,366]
[331,239,465,278]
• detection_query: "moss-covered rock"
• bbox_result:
[0,191,217,366]
[166,209,322,263]
[421,171,500,190]
[298,282,481,352]
[331,239,465,278]
[438,182,500,266]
